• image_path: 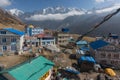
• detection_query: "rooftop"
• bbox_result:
[90,40,109,50]
[76,40,88,45]
[78,56,96,63]
[3,28,24,36]
[1,56,54,80]
[34,33,53,38]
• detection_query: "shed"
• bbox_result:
[78,56,96,72]
[78,56,96,63]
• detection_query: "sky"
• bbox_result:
[0,0,120,12]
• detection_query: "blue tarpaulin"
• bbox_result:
[79,56,96,63]
[65,67,80,74]
[61,28,69,32]
[65,69,80,74]
[90,40,109,50]
[80,47,90,51]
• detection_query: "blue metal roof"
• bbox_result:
[80,47,90,51]
[79,56,96,63]
[4,28,24,36]
[76,40,88,45]
[90,40,109,50]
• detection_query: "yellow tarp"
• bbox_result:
[105,68,116,77]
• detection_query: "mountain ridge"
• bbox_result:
[0,8,25,30]
[8,5,120,35]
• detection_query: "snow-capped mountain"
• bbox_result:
[8,4,120,21]
[8,7,86,21]
[0,8,24,30]
[41,6,85,14]
[8,5,120,36]
[24,7,86,21]
[8,8,24,16]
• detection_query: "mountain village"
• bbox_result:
[0,24,120,80]
[0,1,120,79]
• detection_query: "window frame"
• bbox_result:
[3,45,7,51]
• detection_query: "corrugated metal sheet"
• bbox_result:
[76,40,88,45]
[90,40,109,50]
[8,56,54,80]
[4,28,24,36]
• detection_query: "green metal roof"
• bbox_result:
[8,56,54,80]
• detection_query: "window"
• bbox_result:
[59,36,62,38]
[11,45,17,51]
[2,38,6,43]
[100,53,106,58]
[111,60,119,65]
[11,38,16,42]
[42,42,45,45]
[52,41,54,44]
[59,41,61,43]
[100,60,107,64]
[0,31,6,34]
[3,46,7,51]
[107,53,112,58]
[114,54,119,59]
[47,42,50,44]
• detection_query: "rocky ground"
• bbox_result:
[0,55,28,69]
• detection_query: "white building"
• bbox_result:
[25,25,44,36]
[0,28,24,54]
[31,27,44,36]
[90,39,120,69]
[35,34,55,47]
[94,45,120,69]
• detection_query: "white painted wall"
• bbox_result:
[19,35,24,54]
[45,69,52,80]
[40,38,55,47]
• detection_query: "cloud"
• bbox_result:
[94,0,114,3]
[95,0,105,3]
[95,4,120,13]
[25,10,85,21]
[0,0,11,7]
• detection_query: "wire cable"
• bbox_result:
[77,8,120,41]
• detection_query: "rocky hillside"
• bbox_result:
[0,8,25,30]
